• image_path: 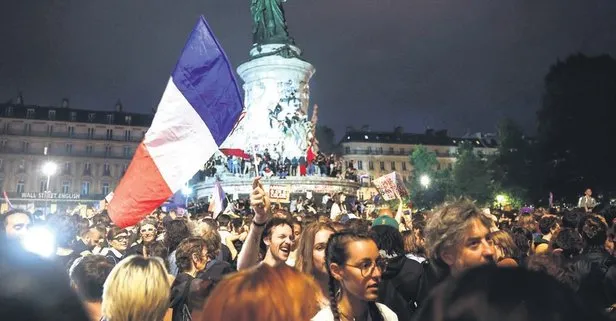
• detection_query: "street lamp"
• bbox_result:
[420,175,431,189]
[181,185,193,208]
[42,161,57,192]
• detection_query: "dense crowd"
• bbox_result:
[1,180,615,321]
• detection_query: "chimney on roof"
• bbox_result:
[115,100,123,112]
[360,124,370,132]
[345,126,355,133]
[425,128,434,136]
[61,98,69,108]
[15,92,24,105]
[435,129,448,137]
[394,126,404,135]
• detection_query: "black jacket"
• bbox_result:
[378,255,427,320]
[170,273,217,321]
[571,246,616,310]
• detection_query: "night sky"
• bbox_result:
[2,0,616,137]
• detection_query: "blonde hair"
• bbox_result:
[102,255,170,321]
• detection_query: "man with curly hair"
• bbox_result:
[424,199,495,281]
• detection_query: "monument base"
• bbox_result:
[194,175,360,205]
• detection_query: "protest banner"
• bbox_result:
[373,172,409,200]
[268,185,291,203]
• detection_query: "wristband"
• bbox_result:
[252,220,267,227]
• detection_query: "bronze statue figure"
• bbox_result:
[250,0,294,45]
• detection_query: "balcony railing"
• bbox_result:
[0,146,134,159]
[0,128,142,143]
[345,148,454,157]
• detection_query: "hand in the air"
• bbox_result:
[250,177,270,224]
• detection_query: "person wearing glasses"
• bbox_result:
[313,230,398,321]
[101,226,129,264]
[125,219,158,257]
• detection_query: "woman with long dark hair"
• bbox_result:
[295,222,336,305]
[313,230,398,321]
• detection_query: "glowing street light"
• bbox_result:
[42,161,58,192]
[420,175,431,188]
[496,194,506,204]
[181,185,193,196]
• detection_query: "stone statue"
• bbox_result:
[250,0,293,45]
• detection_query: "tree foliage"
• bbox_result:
[408,146,450,209]
[450,141,493,205]
[536,54,616,200]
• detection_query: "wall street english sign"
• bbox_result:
[20,192,81,200]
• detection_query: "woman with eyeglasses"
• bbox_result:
[313,231,398,321]
[101,226,129,264]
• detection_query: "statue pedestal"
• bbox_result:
[222,44,315,159]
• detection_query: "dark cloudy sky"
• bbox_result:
[1,0,616,137]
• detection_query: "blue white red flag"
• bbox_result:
[108,16,243,228]
[208,180,226,219]
[3,191,14,210]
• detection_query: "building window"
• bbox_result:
[123,146,131,158]
[389,147,394,154]
[63,162,72,175]
[39,180,47,193]
[378,147,383,154]
[106,129,113,140]
[121,164,128,176]
[391,161,396,171]
[26,108,35,119]
[0,178,3,190]
[65,143,73,154]
[379,161,385,170]
[402,162,407,171]
[125,115,132,125]
[68,126,75,137]
[70,112,77,121]
[21,141,29,153]
[105,145,112,156]
[87,128,95,139]
[62,180,71,193]
[0,140,6,151]
[18,159,26,173]
[16,179,25,193]
[48,110,56,120]
[86,145,93,154]
[102,182,110,195]
[5,106,14,117]
[23,123,31,135]
[357,160,363,170]
[81,181,90,195]
[106,114,114,124]
[83,162,92,176]
[47,125,53,136]
[367,147,372,154]
[369,161,374,170]
[88,113,96,122]
[103,163,111,176]
[124,130,131,141]
[400,148,405,155]
[344,146,350,154]
[0,158,3,171]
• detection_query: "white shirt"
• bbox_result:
[219,230,231,245]
[312,303,398,321]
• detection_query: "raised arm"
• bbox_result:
[237,177,270,270]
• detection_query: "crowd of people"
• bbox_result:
[1,179,615,321]
[203,150,355,181]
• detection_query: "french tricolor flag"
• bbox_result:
[108,16,243,228]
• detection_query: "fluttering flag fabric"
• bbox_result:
[208,180,226,219]
[3,191,14,210]
[108,16,243,228]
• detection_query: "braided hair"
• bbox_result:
[325,230,384,321]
